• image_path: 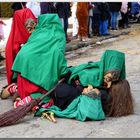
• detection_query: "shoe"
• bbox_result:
[124,25,131,29]
[103,33,110,36]
[82,37,90,42]
[0,83,18,99]
[77,36,82,41]
[97,34,102,37]
[72,35,77,40]
[0,54,5,61]
[88,34,93,38]
[96,41,101,45]
[66,38,71,43]
[110,28,115,30]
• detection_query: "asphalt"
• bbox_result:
[0,23,140,138]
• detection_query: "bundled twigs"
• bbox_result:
[0,78,65,127]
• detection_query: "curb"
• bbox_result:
[65,31,130,52]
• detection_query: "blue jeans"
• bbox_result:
[99,20,109,35]
[110,12,119,29]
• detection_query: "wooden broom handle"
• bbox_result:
[39,78,65,101]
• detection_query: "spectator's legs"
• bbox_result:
[88,16,93,37]
[114,12,119,29]
[100,20,109,35]
[99,20,103,35]
[63,17,68,37]
[77,15,88,40]
[72,16,78,37]
[124,12,129,28]
[88,16,90,37]
[91,15,94,34]
[93,13,100,36]
[110,12,114,29]
[110,12,119,30]
[120,12,125,28]
[59,18,64,28]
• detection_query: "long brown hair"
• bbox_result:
[104,79,134,117]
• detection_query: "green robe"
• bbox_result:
[12,14,68,91]
[35,95,105,121]
[35,50,126,121]
[68,49,126,87]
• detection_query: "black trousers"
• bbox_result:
[52,83,83,110]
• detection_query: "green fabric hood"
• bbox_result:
[12,14,68,91]
[68,49,126,87]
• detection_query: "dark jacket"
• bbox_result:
[11,2,26,12]
[40,2,57,14]
[55,2,71,18]
[108,2,122,12]
[92,2,101,14]
[98,3,110,21]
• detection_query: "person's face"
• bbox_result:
[104,73,113,88]
[26,26,34,34]
[25,19,36,34]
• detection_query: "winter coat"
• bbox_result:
[108,2,122,12]
[11,2,26,12]
[55,2,71,18]
[131,2,140,14]
[98,3,110,21]
[92,2,101,14]
[40,2,56,14]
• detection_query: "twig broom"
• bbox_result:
[0,78,65,127]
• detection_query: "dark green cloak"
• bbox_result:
[12,14,69,91]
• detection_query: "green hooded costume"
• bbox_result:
[12,14,69,91]
[35,49,126,121]
[68,49,126,87]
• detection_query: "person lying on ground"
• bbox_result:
[2,50,133,122]
[33,49,133,122]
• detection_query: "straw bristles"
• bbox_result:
[0,98,40,127]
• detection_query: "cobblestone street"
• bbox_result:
[0,24,140,138]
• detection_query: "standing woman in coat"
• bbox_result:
[76,2,89,42]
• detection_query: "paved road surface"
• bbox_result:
[0,24,140,138]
